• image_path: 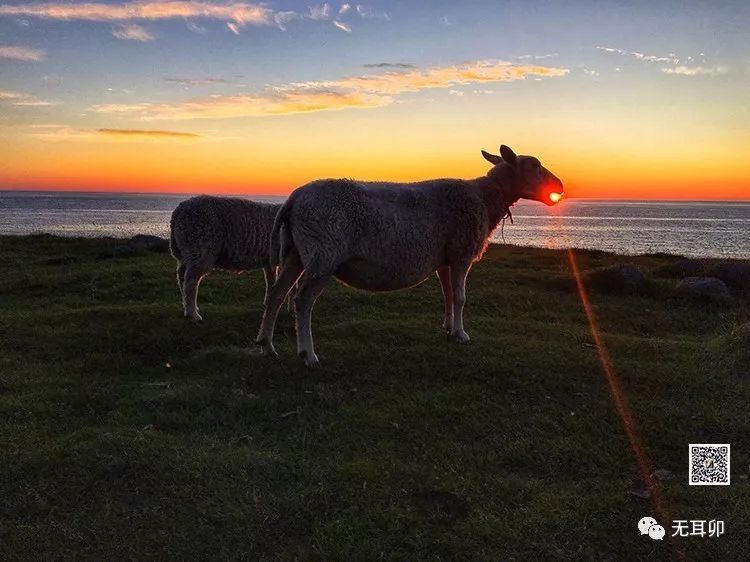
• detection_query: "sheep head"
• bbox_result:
[482,145,564,206]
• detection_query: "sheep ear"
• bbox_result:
[481,150,502,165]
[500,145,518,167]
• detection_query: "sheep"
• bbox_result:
[169,195,293,321]
[255,144,564,366]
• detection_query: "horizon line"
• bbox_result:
[1,187,748,203]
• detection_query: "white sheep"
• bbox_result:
[170,195,293,321]
[255,145,564,366]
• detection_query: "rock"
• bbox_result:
[676,276,734,306]
[585,263,646,294]
[651,469,675,482]
[653,258,704,279]
[129,234,169,252]
[710,262,750,295]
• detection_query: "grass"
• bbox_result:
[0,234,748,560]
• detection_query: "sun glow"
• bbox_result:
[549,192,563,203]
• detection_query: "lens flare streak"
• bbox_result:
[565,247,685,560]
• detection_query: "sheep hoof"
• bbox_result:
[252,345,277,358]
[185,311,203,322]
[451,330,470,344]
[442,320,453,332]
[299,350,320,367]
[253,336,277,357]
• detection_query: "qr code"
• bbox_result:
[689,444,730,485]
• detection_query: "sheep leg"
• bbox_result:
[287,281,297,315]
[262,266,274,306]
[176,262,186,298]
[294,274,330,367]
[182,262,208,321]
[436,266,453,332]
[449,263,471,344]
[255,252,303,357]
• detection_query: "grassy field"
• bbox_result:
[1,234,748,561]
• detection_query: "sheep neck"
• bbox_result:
[471,171,520,230]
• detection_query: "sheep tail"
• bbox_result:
[270,195,294,267]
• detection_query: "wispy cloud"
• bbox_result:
[165,77,232,86]
[518,53,558,60]
[299,60,569,95]
[98,128,200,139]
[273,10,298,30]
[92,91,390,120]
[0,1,271,24]
[0,89,56,106]
[91,60,569,120]
[0,1,393,36]
[333,20,351,32]
[355,4,389,21]
[363,62,416,69]
[29,124,201,141]
[308,3,331,21]
[186,21,206,33]
[112,23,154,41]
[596,46,679,64]
[0,45,45,61]
[661,65,727,76]
[597,46,728,76]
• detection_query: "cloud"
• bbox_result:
[112,23,154,41]
[517,53,558,60]
[598,46,728,76]
[0,45,45,61]
[97,128,200,139]
[273,10,298,30]
[91,60,568,120]
[29,124,201,141]
[92,90,391,120]
[661,65,727,76]
[0,89,56,106]
[164,77,232,85]
[363,62,416,69]
[355,4,389,20]
[596,46,679,64]
[302,60,569,95]
[0,1,272,25]
[186,21,206,33]
[308,3,331,20]
[333,20,351,32]
[0,1,394,37]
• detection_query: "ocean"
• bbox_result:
[1,191,748,259]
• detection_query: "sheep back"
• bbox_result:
[170,195,280,270]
